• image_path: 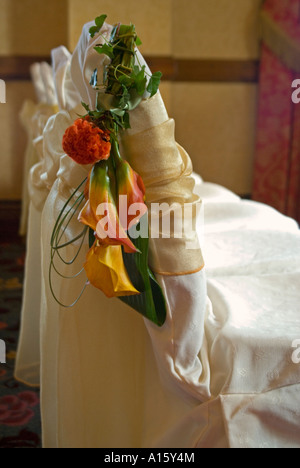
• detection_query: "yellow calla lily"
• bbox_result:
[85,242,139,298]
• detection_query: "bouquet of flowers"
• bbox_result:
[50,15,166,326]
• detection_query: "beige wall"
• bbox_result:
[171,0,263,194]
[68,0,173,56]
[0,0,68,56]
[0,0,263,199]
[0,82,36,199]
[173,83,258,194]
[0,0,68,199]
[172,0,262,59]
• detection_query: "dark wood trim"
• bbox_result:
[146,57,259,83]
[0,55,259,83]
[0,201,22,242]
[175,59,259,83]
[145,56,175,81]
[0,200,21,220]
[0,56,51,81]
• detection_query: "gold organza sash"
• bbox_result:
[122,95,204,276]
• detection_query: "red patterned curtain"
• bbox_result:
[253,0,300,223]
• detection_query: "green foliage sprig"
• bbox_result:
[84,16,162,136]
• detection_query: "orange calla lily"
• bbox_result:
[85,242,139,297]
[79,160,137,254]
[78,139,148,299]
[115,158,147,228]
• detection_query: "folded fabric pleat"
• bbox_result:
[71,22,113,110]
[52,47,82,113]
[19,101,58,235]
[29,111,75,211]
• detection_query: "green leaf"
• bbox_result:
[127,88,143,111]
[89,26,99,39]
[135,72,147,96]
[118,86,131,109]
[123,111,131,129]
[135,36,142,47]
[89,14,107,38]
[132,65,140,76]
[91,110,106,119]
[81,102,90,113]
[120,217,167,327]
[110,108,126,117]
[118,74,134,87]
[130,66,147,96]
[94,44,114,60]
[95,14,107,29]
[147,71,163,97]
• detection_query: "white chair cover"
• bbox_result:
[15,50,82,386]
[19,20,300,448]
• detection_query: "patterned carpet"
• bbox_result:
[0,241,41,448]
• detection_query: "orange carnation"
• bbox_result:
[62,118,111,165]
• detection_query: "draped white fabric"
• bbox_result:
[40,161,300,448]
[15,51,82,386]
[16,21,300,448]
[16,63,59,384]
[19,62,58,236]
[30,62,57,106]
